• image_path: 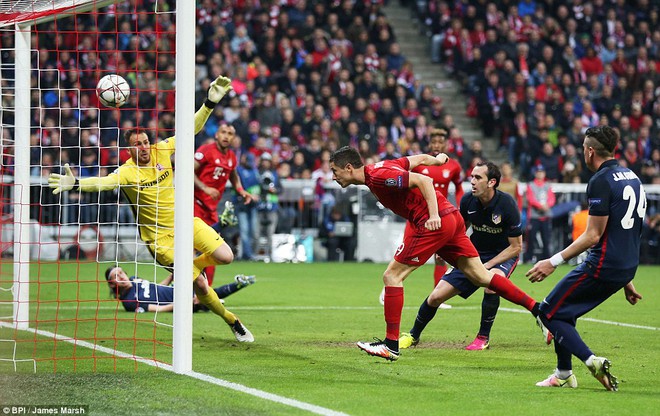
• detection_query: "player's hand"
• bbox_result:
[526,259,556,282]
[204,186,220,200]
[435,153,449,165]
[239,192,254,205]
[624,283,642,305]
[424,215,442,231]
[207,75,232,103]
[48,163,76,195]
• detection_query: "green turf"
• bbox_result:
[1,261,659,415]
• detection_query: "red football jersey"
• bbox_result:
[364,158,457,228]
[193,143,237,213]
[412,158,463,199]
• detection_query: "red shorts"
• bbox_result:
[393,210,479,266]
[194,202,218,226]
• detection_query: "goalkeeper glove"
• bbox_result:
[48,163,77,195]
[205,75,233,107]
[219,201,238,227]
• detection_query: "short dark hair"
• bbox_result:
[330,146,364,169]
[476,161,501,188]
[584,125,618,156]
[429,128,447,139]
[123,128,149,146]
[104,266,119,299]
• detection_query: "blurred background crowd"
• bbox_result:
[1,0,659,261]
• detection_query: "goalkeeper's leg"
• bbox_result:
[193,217,234,269]
[194,273,237,324]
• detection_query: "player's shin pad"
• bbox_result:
[197,290,236,324]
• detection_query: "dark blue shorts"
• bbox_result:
[538,261,637,323]
[442,255,519,299]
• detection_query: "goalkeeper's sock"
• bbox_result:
[197,289,236,324]
[194,253,220,270]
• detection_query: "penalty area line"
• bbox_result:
[0,321,348,416]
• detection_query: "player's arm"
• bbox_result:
[146,303,174,312]
[194,75,233,135]
[527,214,608,282]
[483,235,523,269]
[159,274,174,286]
[408,172,441,231]
[229,169,254,204]
[453,169,465,203]
[193,159,220,200]
[48,163,121,194]
[407,153,449,170]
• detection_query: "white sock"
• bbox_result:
[555,369,573,379]
[584,355,596,369]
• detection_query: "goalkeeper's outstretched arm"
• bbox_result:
[194,75,233,135]
[48,163,120,194]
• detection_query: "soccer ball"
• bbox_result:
[96,74,130,108]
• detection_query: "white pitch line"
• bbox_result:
[498,307,660,331]
[0,321,349,416]
[2,304,658,331]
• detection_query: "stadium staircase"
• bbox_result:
[382,2,504,163]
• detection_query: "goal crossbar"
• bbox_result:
[0,0,119,28]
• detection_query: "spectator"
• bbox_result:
[235,153,261,261]
[525,164,556,263]
[321,206,356,262]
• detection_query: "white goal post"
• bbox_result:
[2,0,195,373]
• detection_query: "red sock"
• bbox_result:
[487,274,536,311]
[204,266,215,286]
[384,286,404,341]
[433,264,448,287]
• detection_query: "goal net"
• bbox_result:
[0,0,182,372]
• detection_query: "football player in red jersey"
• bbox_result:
[194,122,254,284]
[415,128,464,285]
[379,128,462,307]
[330,146,540,361]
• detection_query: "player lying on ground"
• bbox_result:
[49,75,254,342]
[105,266,256,313]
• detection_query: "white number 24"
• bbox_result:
[621,185,647,230]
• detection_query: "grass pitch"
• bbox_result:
[1,261,658,415]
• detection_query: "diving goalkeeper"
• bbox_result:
[49,76,254,342]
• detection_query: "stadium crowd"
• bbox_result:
[417,0,660,182]
[0,0,659,259]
